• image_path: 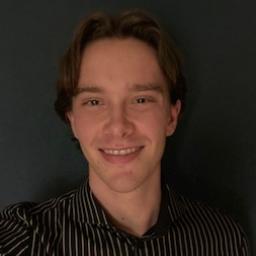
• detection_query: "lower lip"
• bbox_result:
[99,147,143,164]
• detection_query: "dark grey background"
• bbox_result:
[0,0,255,253]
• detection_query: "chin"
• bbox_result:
[105,180,143,194]
[88,157,161,194]
[105,168,158,194]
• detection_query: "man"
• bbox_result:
[0,10,249,255]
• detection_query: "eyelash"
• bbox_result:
[82,99,102,106]
[134,96,155,104]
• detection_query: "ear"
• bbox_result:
[166,100,181,136]
[66,111,78,139]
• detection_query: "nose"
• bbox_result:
[103,105,134,138]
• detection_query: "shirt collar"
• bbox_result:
[71,177,109,226]
[143,183,186,237]
[72,176,186,236]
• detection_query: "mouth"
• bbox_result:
[101,147,140,155]
[99,146,144,164]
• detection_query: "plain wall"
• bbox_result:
[0,0,255,253]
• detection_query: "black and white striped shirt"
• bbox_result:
[0,178,249,255]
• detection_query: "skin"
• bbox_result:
[68,38,181,236]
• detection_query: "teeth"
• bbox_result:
[102,147,139,156]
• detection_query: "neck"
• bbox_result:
[89,172,162,237]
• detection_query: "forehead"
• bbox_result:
[83,37,157,64]
[78,38,168,94]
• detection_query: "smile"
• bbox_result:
[101,147,141,156]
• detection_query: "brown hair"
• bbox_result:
[55,9,186,123]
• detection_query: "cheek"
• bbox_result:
[73,115,96,141]
[137,112,169,138]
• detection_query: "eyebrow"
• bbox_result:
[75,85,104,95]
[131,83,164,94]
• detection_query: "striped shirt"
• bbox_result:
[0,178,249,255]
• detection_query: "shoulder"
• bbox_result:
[181,194,244,234]
[0,201,35,255]
[177,193,250,255]
[0,189,77,255]
[30,188,77,218]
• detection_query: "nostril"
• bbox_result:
[103,114,135,138]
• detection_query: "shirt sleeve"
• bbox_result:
[0,202,35,256]
[239,229,251,256]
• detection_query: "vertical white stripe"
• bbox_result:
[150,239,156,255]
[115,234,123,255]
[182,211,199,255]
[106,229,117,256]
[156,237,163,255]
[95,227,104,256]
[62,201,67,255]
[144,240,149,255]
[212,210,229,255]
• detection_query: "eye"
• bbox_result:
[83,99,102,106]
[136,97,147,104]
[88,99,99,105]
[135,96,155,104]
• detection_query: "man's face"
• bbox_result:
[68,38,180,193]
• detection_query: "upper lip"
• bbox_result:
[99,146,143,150]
